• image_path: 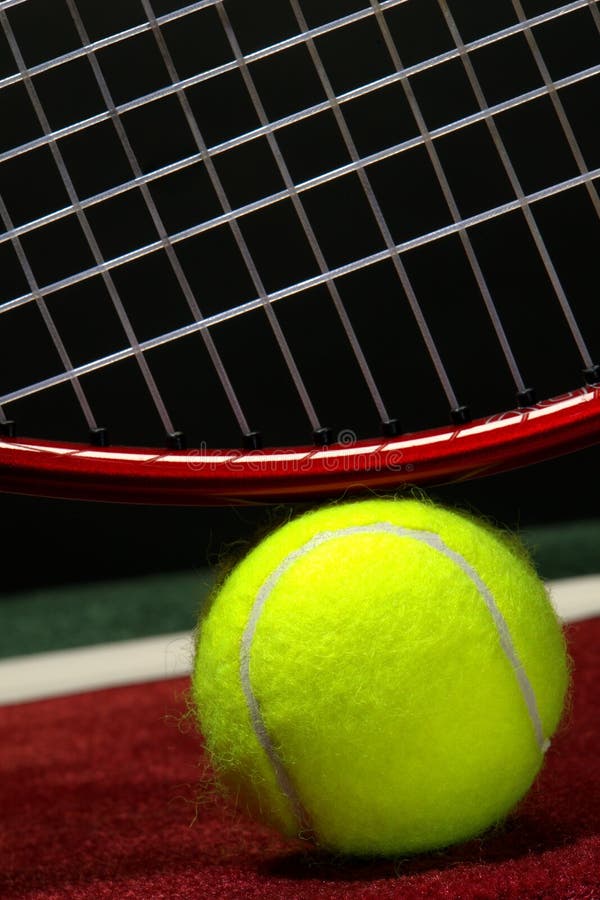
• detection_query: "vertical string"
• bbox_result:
[283,0,463,413]
[369,0,531,395]
[438,0,595,369]
[0,6,177,438]
[217,2,400,429]
[65,0,252,439]
[511,0,600,219]
[0,193,98,430]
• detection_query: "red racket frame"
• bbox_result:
[0,385,598,505]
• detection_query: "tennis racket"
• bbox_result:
[0,0,598,504]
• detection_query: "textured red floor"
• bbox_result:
[1,619,599,900]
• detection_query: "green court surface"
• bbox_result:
[1,519,599,661]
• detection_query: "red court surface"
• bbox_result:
[2,618,599,900]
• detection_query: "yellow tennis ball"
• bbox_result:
[192,498,568,857]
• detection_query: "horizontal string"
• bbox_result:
[0,0,590,170]
[1,55,597,252]
[0,1,221,93]
[2,164,598,408]
[0,0,406,94]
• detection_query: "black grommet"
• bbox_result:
[451,405,471,425]
[313,426,333,447]
[167,431,186,450]
[89,426,109,447]
[0,420,16,437]
[517,388,536,407]
[382,418,401,437]
[243,431,262,450]
[583,365,600,386]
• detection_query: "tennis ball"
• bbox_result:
[192,498,568,857]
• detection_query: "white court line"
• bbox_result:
[0,633,194,705]
[547,575,600,625]
[0,576,598,706]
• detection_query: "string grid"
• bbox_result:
[0,0,598,451]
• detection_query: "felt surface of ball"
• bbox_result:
[192,499,568,857]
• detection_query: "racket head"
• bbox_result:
[1,385,598,504]
[0,0,598,504]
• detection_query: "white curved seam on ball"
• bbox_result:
[416,532,548,755]
[239,523,548,832]
[240,539,319,834]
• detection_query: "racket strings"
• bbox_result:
[440,0,600,372]
[0,4,596,234]
[0,0,592,153]
[0,190,98,430]
[218,0,393,437]
[74,0,251,441]
[507,0,600,368]
[0,0,598,448]
[288,0,461,417]
[1,3,178,439]
[1,68,598,303]
[0,0,411,440]
[512,0,600,216]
